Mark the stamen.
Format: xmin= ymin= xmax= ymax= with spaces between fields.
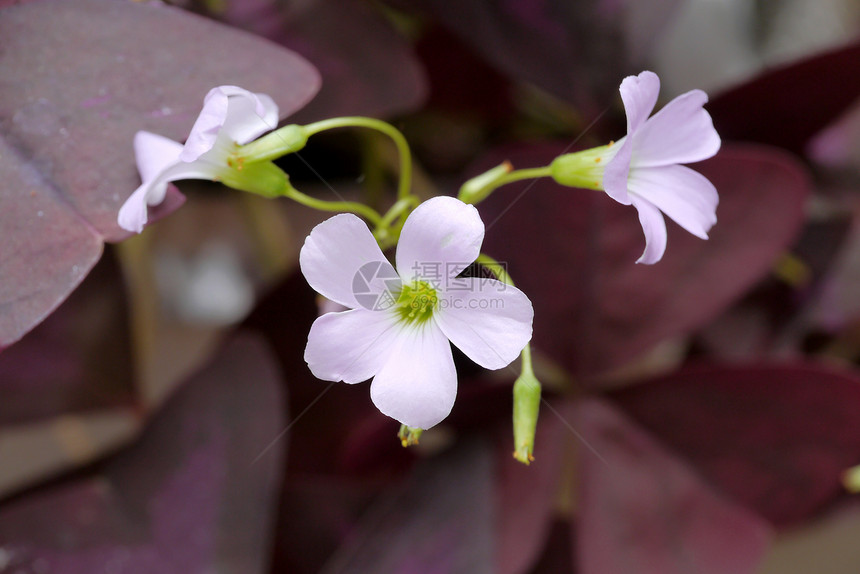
xmin=394 ymin=280 xmax=438 ymax=325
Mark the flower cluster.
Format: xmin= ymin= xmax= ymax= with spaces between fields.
xmin=118 ymin=69 xmax=721 ymax=448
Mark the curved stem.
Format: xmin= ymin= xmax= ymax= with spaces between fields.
xmin=380 ymin=196 xmax=419 ymax=229
xmin=373 ymin=195 xmax=420 ymax=250
xmin=303 ymin=117 xmax=413 ymax=201
xmin=283 ymin=182 xmax=383 ymax=226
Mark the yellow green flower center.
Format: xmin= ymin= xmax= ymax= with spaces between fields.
xmin=394 ymin=280 xmax=438 ymax=325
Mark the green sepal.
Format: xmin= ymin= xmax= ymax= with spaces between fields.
xmin=513 ymin=369 xmax=541 ymax=465
xmin=236 ymin=124 xmax=309 ymax=163
xmin=219 ymin=160 xmax=289 ymax=199
xmin=549 ymin=144 xmax=613 ymax=190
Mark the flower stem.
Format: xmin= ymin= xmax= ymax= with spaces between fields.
xmin=496 ymin=166 xmax=554 ymax=185
xmin=303 ymin=117 xmax=413 ymax=201
xmin=476 ymin=252 xmax=542 ymax=465
xmin=459 ymin=165 xmax=553 ymax=205
xmin=375 ymin=195 xmax=420 ymax=249
xmin=282 ymin=180 xmax=383 ymax=226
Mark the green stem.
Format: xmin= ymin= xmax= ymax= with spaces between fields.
xmin=283 ymin=181 xmax=383 ymax=226
xmin=494 ymin=166 xmax=553 ymax=186
xmin=474 ymin=252 xmax=542 ymax=465
xmin=303 ymin=117 xmax=413 ymax=201
xmin=375 ymin=196 xmax=420 ymax=250
xmin=459 ymin=165 xmax=553 ymax=205
xmin=380 ymin=196 xmax=419 ymax=229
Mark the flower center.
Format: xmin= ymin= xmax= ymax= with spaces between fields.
xmin=394 ymin=280 xmax=438 ymax=326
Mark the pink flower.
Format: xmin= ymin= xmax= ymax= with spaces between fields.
xmin=118 ymin=85 xmax=278 ymax=233
xmin=604 ymin=71 xmax=721 ymax=264
xmin=299 ymin=196 xmax=534 ymax=429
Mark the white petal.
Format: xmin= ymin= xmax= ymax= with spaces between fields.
xmin=370 ymin=324 xmax=457 ymax=429
xmin=628 ymin=165 xmax=718 ymax=239
xmin=620 ymin=71 xmax=660 ymax=134
xmin=180 ymin=86 xmax=279 ymax=162
xmin=632 ymin=89 xmax=721 ymax=167
xmin=396 ymin=196 xmax=484 ymax=284
xmin=134 ymin=131 xmax=183 ymax=182
xmin=304 ymin=309 xmax=400 ymax=384
xmin=434 ymin=278 xmax=533 ymax=370
xmin=117 ymin=182 xmax=153 ymax=233
xmin=299 ymin=213 xmax=395 ymax=309
xmin=631 ymin=196 xmax=668 ymax=265
xmin=602 ymin=137 xmax=633 ymax=206
xmin=117 ymin=160 xmax=222 ymax=233
xmin=220 ymin=88 xmax=279 ymax=144
xmin=149 ymin=158 xmax=223 ymax=202
xmin=180 ymin=87 xmax=229 ymax=162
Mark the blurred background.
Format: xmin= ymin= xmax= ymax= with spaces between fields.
xmin=2 ymin=0 xmax=860 ymax=572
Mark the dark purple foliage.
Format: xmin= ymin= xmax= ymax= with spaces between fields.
xmin=0 ymin=335 xmax=286 ymax=573
xmin=3 ymin=1 xmax=860 ymax=573
xmin=574 ymin=399 xmax=772 ymax=574
xmin=612 ymin=363 xmax=860 ymax=526
xmin=0 ymin=0 xmax=320 ymax=348
xmin=709 ymin=40 xmax=860 ymax=156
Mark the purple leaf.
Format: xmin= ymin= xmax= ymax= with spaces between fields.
xmin=495 ymin=408 xmax=569 ymax=574
xmin=0 ymin=334 xmax=286 ymax=573
xmin=477 ymin=142 xmax=810 ymax=380
xmin=0 ymin=248 xmax=134 ymax=425
xmin=810 ymin=213 xmax=860 ymax=331
xmin=243 ymin=270 xmax=388 ymax=476
xmin=273 ymin=475 xmax=390 ymax=573
xmin=213 ymin=0 xmax=426 ymax=120
xmin=0 ymin=135 xmax=103 ymax=352
xmin=418 ymin=0 xmax=682 ymax=116
xmin=0 ymin=0 xmax=320 ymax=347
xmin=278 ymin=0 xmax=428 ymax=121
xmin=574 ymin=399 xmax=772 ymax=574
xmin=611 ymin=363 xmax=860 ymax=526
xmin=695 ymin=216 xmax=853 ymax=359
xmin=808 ymin=101 xmax=860 ymax=170
xmin=318 ymin=439 xmax=495 ymax=574
xmin=708 ymin=40 xmax=860 ymax=156
xmin=524 ymin=520 xmax=576 ymax=574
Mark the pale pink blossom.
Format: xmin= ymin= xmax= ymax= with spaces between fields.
xmin=118 ymin=85 xmax=278 ymax=233
xmin=300 ymin=196 xmax=534 ymax=429
xmin=604 ymin=71 xmax=721 ymax=263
